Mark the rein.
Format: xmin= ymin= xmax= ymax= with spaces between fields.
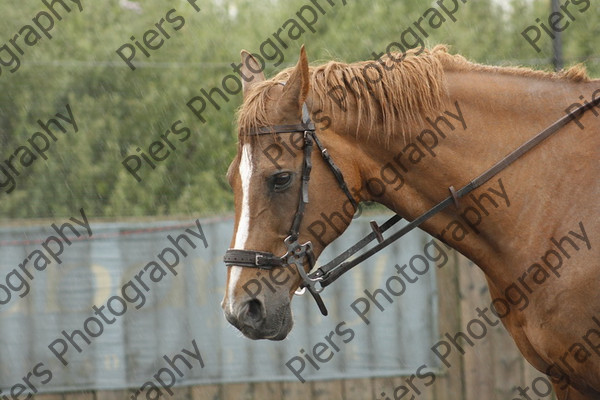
xmin=224 ymin=96 xmax=600 ymax=316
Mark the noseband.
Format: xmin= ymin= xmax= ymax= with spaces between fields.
xmin=223 ymin=103 xmax=357 ymax=316
xmin=224 ymin=91 xmax=600 ymax=317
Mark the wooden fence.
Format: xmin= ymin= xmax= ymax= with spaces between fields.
xmin=31 ymin=250 xmax=556 ymax=400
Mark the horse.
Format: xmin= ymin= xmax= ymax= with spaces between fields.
xmin=221 ymin=45 xmax=600 ymax=399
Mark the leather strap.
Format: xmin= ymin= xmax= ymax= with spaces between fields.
xmin=289 ymin=132 xmax=313 ymax=240
xmin=250 ymin=103 xmax=315 ymax=136
xmin=308 ymin=214 xmax=402 ymax=281
xmin=253 ymin=123 xmax=315 ymax=135
xmin=311 ymin=133 xmax=359 ymax=211
xmin=223 ymin=249 xmax=284 ymax=268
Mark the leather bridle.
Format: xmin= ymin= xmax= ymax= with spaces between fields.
xmin=224 ymin=94 xmax=600 ymax=317
xmin=223 ymin=103 xmax=355 ymax=315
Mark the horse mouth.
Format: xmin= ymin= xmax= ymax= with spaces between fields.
xmin=226 ymin=301 xmax=293 ymax=341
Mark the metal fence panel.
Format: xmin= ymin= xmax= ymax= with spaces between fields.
xmin=0 ymin=214 xmax=439 ymax=392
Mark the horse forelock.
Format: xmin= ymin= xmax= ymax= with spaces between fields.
xmin=236 ymin=45 xmax=591 ymax=143
xmin=237 ymin=79 xmax=286 ymax=142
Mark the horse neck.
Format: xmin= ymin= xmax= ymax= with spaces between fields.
xmin=348 ymin=69 xmax=599 ymax=285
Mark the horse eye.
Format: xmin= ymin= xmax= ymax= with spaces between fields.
xmin=271 ymin=172 xmax=293 ymax=192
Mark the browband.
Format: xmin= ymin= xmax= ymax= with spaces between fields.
xmin=246 ymin=92 xmax=315 ymax=135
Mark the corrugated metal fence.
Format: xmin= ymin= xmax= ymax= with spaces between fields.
xmin=0 ymin=214 xmax=438 ymax=394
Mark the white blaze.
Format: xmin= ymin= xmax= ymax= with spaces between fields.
xmin=228 ymin=143 xmax=253 ymax=310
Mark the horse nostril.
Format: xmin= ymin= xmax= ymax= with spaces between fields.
xmin=241 ymin=299 xmax=265 ymax=328
xmin=247 ymin=299 xmax=263 ymax=321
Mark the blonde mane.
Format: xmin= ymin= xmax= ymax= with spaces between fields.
xmin=238 ymin=45 xmax=589 ymax=140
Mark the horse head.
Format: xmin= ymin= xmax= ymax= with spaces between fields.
xmin=221 ymin=47 xmax=361 ymax=340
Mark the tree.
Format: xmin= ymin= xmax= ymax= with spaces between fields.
xmin=0 ymin=0 xmax=597 ymax=219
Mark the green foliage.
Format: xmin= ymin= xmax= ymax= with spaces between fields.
xmin=0 ymin=0 xmax=597 ymax=219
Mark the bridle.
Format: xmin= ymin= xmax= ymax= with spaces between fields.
xmin=224 ymin=94 xmax=600 ymax=317
xmin=223 ymin=102 xmax=354 ymax=315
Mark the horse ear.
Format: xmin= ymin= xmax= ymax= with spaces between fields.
xmin=240 ymin=50 xmax=265 ymax=97
xmin=282 ymin=45 xmax=310 ymax=112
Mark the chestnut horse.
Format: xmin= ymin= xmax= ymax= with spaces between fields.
xmin=222 ymin=45 xmax=599 ymax=399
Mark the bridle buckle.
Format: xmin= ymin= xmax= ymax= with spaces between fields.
xmin=283 ymin=236 xmax=324 ymax=295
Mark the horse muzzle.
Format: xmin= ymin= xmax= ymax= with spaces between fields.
xmin=223 ymin=294 xmax=293 ymax=340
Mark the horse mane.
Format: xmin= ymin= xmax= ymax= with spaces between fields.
xmin=238 ymin=45 xmax=590 ymax=141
